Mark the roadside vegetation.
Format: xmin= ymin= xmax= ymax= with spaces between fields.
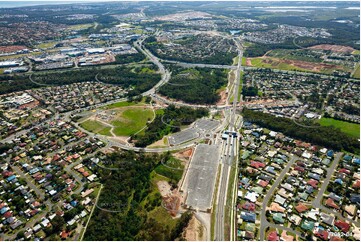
xmin=154 ymin=153 xmax=184 ymax=185
xmin=159 ymin=66 xmax=228 ymax=104
xmin=114 ymin=51 xmax=146 ymax=64
xmin=0 ymin=65 xmax=160 ymax=95
xmin=242 ymin=109 xmax=359 ymax=154
xmin=132 ymin=105 xmax=208 ymax=147
xmin=84 ymin=151 xmax=191 ymax=240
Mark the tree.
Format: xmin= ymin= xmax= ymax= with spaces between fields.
xmin=52 ymin=215 xmax=66 ymax=233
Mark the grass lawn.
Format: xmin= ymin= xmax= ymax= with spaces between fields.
xmin=224 ymin=161 xmax=237 ymax=241
xmin=233 ymin=56 xmax=239 ymax=65
xmin=79 ymin=120 xmax=112 ymax=136
xmin=211 ymin=165 xmax=222 ymax=240
xmin=0 ymin=51 xmax=42 ymax=61
xmin=250 ymin=57 xmax=351 ymax=74
xmin=147 ymin=171 xmax=179 ymax=230
xmin=35 ymin=41 xmax=58 ymax=49
xmin=238 ymin=72 xmax=243 ymax=102
xmin=148 ymin=206 xmax=178 ymax=230
xmin=318 ymin=117 xmax=360 ymax=138
xmin=104 ymin=100 xmax=144 ymax=109
xmin=241 ymin=57 xmax=247 ymax=66
xmin=112 ymin=108 xmax=154 ymax=136
xmin=154 ymin=157 xmax=184 ymax=183
xmin=67 ymin=23 xmax=94 ymax=30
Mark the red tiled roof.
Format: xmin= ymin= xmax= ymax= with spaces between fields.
xmin=52 ymin=154 xmax=61 ymax=161
xmin=295 ymin=166 xmax=305 ymax=172
xmin=335 ymin=220 xmax=350 ymax=233
xmin=352 ymin=180 xmax=360 ymax=189
xmin=330 ymin=236 xmax=345 ymax=241
xmin=250 ymin=161 xmax=266 ymax=169
xmin=315 ymin=230 xmax=329 ymax=240
xmin=338 ymin=168 xmax=350 ymax=174
xmin=258 ymin=180 xmax=269 ymax=187
xmin=267 ymin=231 xmax=279 ymax=241
xmin=307 ymin=179 xmax=319 ymax=188
xmin=295 ymin=203 xmax=309 ymax=213
xmin=4 ymin=211 xmax=12 ymax=218
xmin=325 ymin=198 xmax=339 ymax=210
xmin=60 ymin=231 xmax=69 ymax=239
xmin=242 ymin=202 xmax=256 ymax=211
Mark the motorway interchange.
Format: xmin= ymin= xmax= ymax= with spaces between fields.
xmin=0 ymin=34 xmax=274 ymax=241
xmin=67 ymin=36 xmax=245 ymax=240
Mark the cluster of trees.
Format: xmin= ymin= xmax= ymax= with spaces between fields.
xmin=115 ymin=51 xmax=146 ymax=64
xmin=243 ymin=37 xmax=330 ymax=57
xmin=154 ymin=152 xmax=184 ymax=185
xmin=242 ymin=109 xmax=359 ymax=154
xmin=159 ymin=67 xmax=228 ymax=104
xmin=84 ymin=151 xmax=192 ymax=240
xmin=242 ymin=86 xmax=259 ymax=96
xmin=0 ymin=65 xmax=160 ymax=96
xmin=133 ymin=105 xmax=209 ymax=147
xmin=266 ymin=16 xmax=360 ymax=49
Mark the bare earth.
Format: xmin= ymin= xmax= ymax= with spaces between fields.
xmin=308 ymin=44 xmax=355 ymax=53
xmin=147 ymin=137 xmax=168 ymax=148
xmin=216 ymin=90 xmax=227 ymax=106
xmin=156 ymin=180 xmax=184 ymax=217
xmin=184 ymin=215 xmax=206 ymax=241
xmin=173 ymin=148 xmax=193 ymax=162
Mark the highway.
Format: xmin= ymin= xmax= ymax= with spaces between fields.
xmin=134 ymin=37 xmax=171 ymax=95
xmin=214 ymin=37 xmax=243 ymax=241
xmin=162 ymin=60 xmax=237 ymax=70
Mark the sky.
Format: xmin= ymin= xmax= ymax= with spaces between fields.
xmin=0 ymin=0 xmax=357 ymax=8
xmin=0 ymin=0 xmax=356 ymax=2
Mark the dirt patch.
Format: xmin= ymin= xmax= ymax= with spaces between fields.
xmin=258 ymin=56 xmax=345 ymax=73
xmin=308 ymin=44 xmax=355 ymax=53
xmin=154 ymin=11 xmax=211 ymax=21
xmin=157 ymin=180 xmax=172 ymax=197
xmin=157 ymin=180 xmax=184 ymax=217
xmin=216 ymin=90 xmax=227 ymax=105
xmin=0 ymin=45 xmax=29 ymax=54
xmin=147 ymin=137 xmax=168 ymax=148
xmin=109 ymin=136 xmax=129 ymax=144
xmin=246 ymin=58 xmax=252 ymax=66
xmin=184 ymin=215 xmax=206 ymax=241
xmin=173 ymin=148 xmax=193 ymax=162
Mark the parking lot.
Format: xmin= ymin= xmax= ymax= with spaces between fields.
xmin=183 ymin=143 xmax=220 ymax=211
xmin=168 ymin=127 xmax=200 ymax=145
xmin=168 ymin=119 xmax=220 ymax=145
xmin=194 ymin=119 xmax=220 ymax=131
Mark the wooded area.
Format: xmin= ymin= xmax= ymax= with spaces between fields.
xmin=0 ymin=65 xmax=160 ymax=96
xmin=242 ymin=109 xmax=359 ymax=154
xmin=84 ymin=151 xmax=192 ymax=240
xmin=133 ymin=105 xmax=209 ymax=147
xmin=158 ymin=67 xmax=228 ymax=104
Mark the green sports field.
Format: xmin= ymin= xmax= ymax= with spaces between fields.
xmin=79 ymin=120 xmax=112 ymax=136
xmin=318 ymin=118 xmax=360 ymax=138
xmin=112 ymin=108 xmax=154 ymax=136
